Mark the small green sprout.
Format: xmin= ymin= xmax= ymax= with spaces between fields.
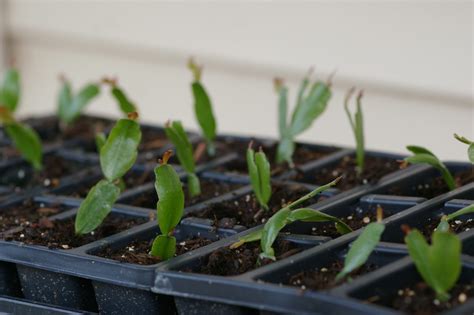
xmin=165 ymin=120 xmax=201 ymax=197
xmin=404 ymin=146 xmax=456 ymax=190
xmin=335 ymin=206 xmax=385 ymax=282
xmin=247 ymin=141 xmax=271 ymax=210
xmin=102 ymin=77 xmax=137 ymax=114
xmin=151 ymin=150 xmax=185 ymax=260
xmin=75 ymin=112 xmax=142 ymax=234
xmin=0 ymin=69 xmax=42 ymax=170
xmin=454 ymin=134 xmax=474 ymax=163
xmin=231 ymin=177 xmax=352 ymax=260
xmin=275 ymin=70 xmax=332 ymax=166
xmin=344 ymin=88 xmax=365 ymax=175
xmin=188 ymin=58 xmax=217 ymax=156
xmin=402 ymin=224 xmax=462 ymax=302
xmin=436 ymin=204 xmax=474 ymax=231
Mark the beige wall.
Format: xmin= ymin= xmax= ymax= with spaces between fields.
xmin=1 ymin=0 xmax=473 ymax=160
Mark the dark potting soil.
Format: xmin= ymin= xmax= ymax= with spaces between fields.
xmin=94 ymin=236 xmax=213 ymax=265
xmin=6 ymin=214 xmax=148 ymax=249
xmin=294 ymin=155 xmax=401 ymax=190
xmin=190 ymin=240 xmax=302 ymax=277
xmin=288 ymin=260 xmax=378 ymax=291
xmin=139 ymin=127 xmax=169 ymax=152
xmin=189 ymin=183 xmax=325 ymax=229
xmin=420 ymin=216 xmax=473 ymax=240
xmin=0 ymin=201 xmax=69 ymax=234
xmin=388 ymin=168 xmax=474 ymax=199
xmin=212 ymin=140 xmax=336 ymax=176
xmin=308 ymin=211 xmax=379 ymax=238
xmin=372 ymin=281 xmax=473 ymax=315
xmin=127 ymin=178 xmax=243 ymax=209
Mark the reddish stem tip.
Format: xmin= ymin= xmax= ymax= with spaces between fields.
xmin=161 ymin=150 xmax=173 ymax=165
xmin=127 ymin=112 xmax=139 ymax=120
xmin=401 ymin=224 xmax=411 ymax=235
xmin=248 ymin=140 xmax=254 ymax=150
xmin=376 ymin=205 xmax=384 ymax=223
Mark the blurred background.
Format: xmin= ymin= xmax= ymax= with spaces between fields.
xmin=0 ymin=0 xmax=472 ymax=160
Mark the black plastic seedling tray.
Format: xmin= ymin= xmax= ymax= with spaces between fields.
xmin=0 ymin=114 xmax=471 ymax=314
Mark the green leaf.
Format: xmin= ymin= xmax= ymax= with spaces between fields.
xmin=406 ymin=145 xmax=435 ymax=157
xmin=0 ymin=69 xmax=20 ymax=112
xmin=247 ymin=146 xmax=271 ymax=209
xmin=95 ymin=132 xmax=106 ymax=153
xmin=260 ymin=207 xmax=291 ymax=260
xmin=187 ymin=173 xmax=201 ymax=198
xmin=75 ymin=179 xmax=121 ymax=234
xmin=405 ymin=228 xmax=461 ymax=301
xmin=60 ymin=83 xmax=100 ymax=124
xmin=165 ymin=121 xmax=195 ymax=174
xmin=336 ymin=222 xmax=384 ymax=281
xmin=151 ymin=235 xmax=176 ymax=260
xmin=287 ymin=208 xmax=352 ymax=234
xmin=5 ymin=122 xmax=42 ymax=170
xmin=277 ymin=84 xmax=289 ymax=139
xmin=57 ymin=80 xmax=73 ymax=122
xmin=155 ymin=162 xmax=184 ymax=235
xmin=468 ymin=143 xmax=474 ymax=164
xmin=445 ymin=204 xmax=474 ymax=222
xmin=276 ymin=136 xmax=295 ymax=165
xmin=405 ymin=150 xmax=455 ymax=190
xmin=191 ymin=82 xmax=217 ymax=155
xmin=230 ymin=228 xmax=263 ymax=249
xmin=289 ymin=82 xmax=331 ymax=136
xmin=111 ymin=86 xmax=136 ymax=114
xmin=100 ymin=118 xmax=141 ymax=181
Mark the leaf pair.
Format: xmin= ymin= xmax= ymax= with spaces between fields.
xmin=151 ymin=151 xmax=185 ymax=260
xmin=404 ymin=146 xmax=455 ymax=190
xmin=75 ymin=115 xmax=142 ymax=234
xmin=247 ymin=143 xmax=271 ymax=210
xmin=404 ymin=227 xmax=461 ymax=301
xmin=275 ymin=73 xmax=332 ymax=165
xmin=454 ymin=134 xmax=474 ymax=164
xmin=0 ymin=69 xmax=43 ymax=170
xmin=165 ymin=120 xmax=201 ymax=197
xmin=188 ymin=59 xmax=217 ymax=156
xmin=344 ymin=88 xmax=365 ymax=175
xmin=232 ymin=178 xmax=352 ymax=260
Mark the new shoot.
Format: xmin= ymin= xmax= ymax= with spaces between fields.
xmin=436 ymin=204 xmax=474 ymax=231
xmin=454 ymin=134 xmax=474 ymax=163
xmin=344 ymin=87 xmax=365 ymax=175
xmin=275 ymin=69 xmax=332 ymax=166
xmin=165 ymin=120 xmax=201 ymax=197
xmin=402 ymin=224 xmax=462 ymax=302
xmin=102 ymin=77 xmax=137 ymax=114
xmin=188 ymin=58 xmax=217 ymax=156
xmin=403 ymin=146 xmax=456 ymax=190
xmin=247 ymin=141 xmax=271 ymax=210
xmin=0 ymin=69 xmax=42 ymax=170
xmin=151 ymin=150 xmax=185 ymax=260
xmin=231 ymin=177 xmax=352 ymax=260
xmin=75 ymin=112 xmax=142 ymax=234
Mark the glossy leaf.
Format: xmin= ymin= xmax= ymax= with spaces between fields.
xmin=155 ymin=161 xmax=184 ymax=235
xmin=59 ymin=82 xmax=100 ymax=124
xmin=0 ymin=69 xmax=20 ymax=112
xmin=247 ymin=146 xmax=271 ymax=209
xmin=165 ymin=121 xmax=195 ymax=173
xmin=75 ymin=179 xmax=121 ymax=234
xmin=405 ymin=228 xmax=461 ymax=301
xmin=405 ymin=147 xmax=455 ymax=190
xmin=187 ymin=173 xmax=201 ymax=198
xmin=260 ymin=208 xmax=291 ymax=260
xmin=287 ymin=208 xmax=352 ymax=234
xmin=5 ymin=122 xmax=42 ymax=170
xmin=191 ymin=81 xmax=217 ymax=155
xmin=111 ymin=86 xmax=136 ymax=114
xmin=100 ymin=118 xmax=141 ymax=181
xmin=151 ymin=235 xmax=176 ymax=260
xmin=335 ymin=222 xmax=385 ymax=281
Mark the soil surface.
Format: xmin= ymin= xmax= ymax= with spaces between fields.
xmin=138 ymin=127 xmax=169 ymax=152
xmin=212 ymin=140 xmax=336 ymax=176
xmin=373 ymin=281 xmax=473 ymax=315
xmin=190 ymin=240 xmax=302 ymax=276
xmin=94 ymin=236 xmax=213 ymax=265
xmin=308 ymin=211 xmax=378 ymax=238
xmin=6 ymin=214 xmax=148 ymax=249
xmin=288 ymin=260 xmax=378 ymax=291
xmin=420 ymin=217 xmax=473 ymax=240
xmin=189 ymin=183 xmax=325 ymax=229
xmin=126 ymin=178 xmax=243 ymax=209
xmin=293 ymin=155 xmax=400 ymax=190
xmin=388 ymin=168 xmax=474 ymax=199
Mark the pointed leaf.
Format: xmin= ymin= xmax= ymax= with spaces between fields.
xmin=151 ymin=235 xmax=176 ymax=260
xmin=62 ymin=84 xmax=100 ymax=123
xmin=0 ymin=69 xmax=20 ymax=112
xmin=165 ymin=121 xmax=195 ymax=173
xmin=255 ymin=151 xmax=271 ymax=205
xmin=57 ymin=80 xmax=73 ymax=122
xmin=5 ymin=122 xmax=42 ymax=170
xmin=406 ymin=145 xmax=435 ymax=157
xmin=405 ymin=153 xmax=455 ymax=190
xmin=191 ymin=81 xmax=216 ymax=149
xmin=287 ymin=208 xmax=352 ymax=234
xmin=111 ymin=86 xmax=136 ymax=114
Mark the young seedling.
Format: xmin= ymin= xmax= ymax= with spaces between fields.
xmin=436 ymin=204 xmax=474 ymax=231
xmin=402 ymin=224 xmax=462 ymax=302
xmin=102 ymin=77 xmax=137 ymax=114
xmin=188 ymin=58 xmax=217 ymax=156
xmin=454 ymin=134 xmax=474 ymax=163
xmin=0 ymin=69 xmax=42 ymax=170
xmin=75 ymin=112 xmax=142 ymax=234
xmin=151 ymin=150 xmax=185 ymax=260
xmin=403 ymin=146 xmax=456 ymax=190
xmin=275 ymin=70 xmax=332 ymax=166
xmin=57 ymin=75 xmax=100 ymax=125
xmin=247 ymin=141 xmax=271 ymax=210
xmin=165 ymin=120 xmax=201 ymax=197
xmin=231 ymin=177 xmax=352 ymax=260
xmin=335 ymin=206 xmax=385 ymax=282
xmin=344 ymin=87 xmax=365 ymax=175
